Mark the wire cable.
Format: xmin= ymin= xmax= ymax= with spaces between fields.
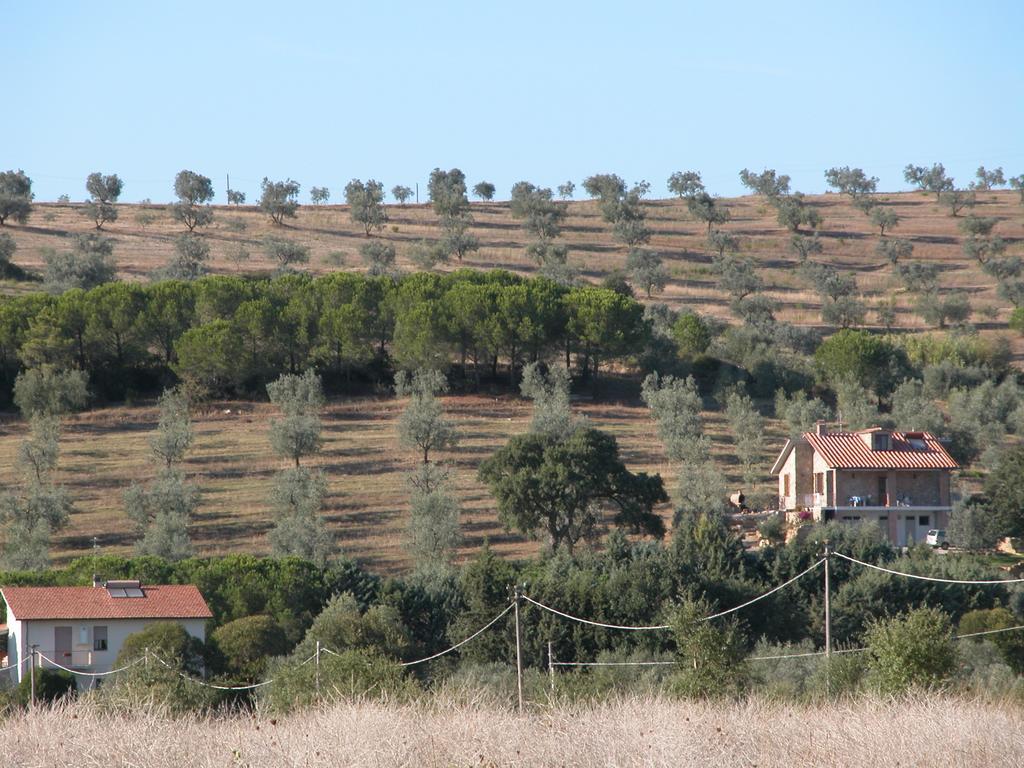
xmin=699 ymin=559 xmax=826 ymax=621
xmin=955 ymin=624 xmax=1024 ymax=640
xmin=523 ymin=558 xmax=824 ymax=630
xmin=35 ymin=653 xmax=146 ymax=677
xmin=521 ymin=595 xmax=671 ymax=631
xmin=832 ymin=552 xmax=1024 ymax=585
xmin=550 ymin=660 xmax=677 ymax=667
xmin=320 ymin=602 xmax=516 ymax=668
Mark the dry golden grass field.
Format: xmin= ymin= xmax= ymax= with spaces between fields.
xmin=3 ymin=695 xmax=1022 ymax=767
xmin=0 ymin=191 xmax=1020 ymax=570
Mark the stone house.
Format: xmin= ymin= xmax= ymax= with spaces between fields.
xmin=771 ymin=425 xmax=958 ymax=545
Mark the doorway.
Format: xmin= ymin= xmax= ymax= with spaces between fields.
xmin=54 ymin=626 xmax=72 ymax=662
xmin=903 ymin=515 xmax=917 ymax=545
xmin=877 ymin=476 xmax=889 ymax=507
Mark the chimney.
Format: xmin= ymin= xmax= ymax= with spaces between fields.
xmin=815 ymin=422 xmax=829 ymax=436
xmin=92 ymin=574 xmax=103 ymax=588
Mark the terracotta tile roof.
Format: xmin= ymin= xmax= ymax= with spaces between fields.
xmin=804 ymin=430 xmax=959 ymax=471
xmin=0 ymin=585 xmax=213 ymax=621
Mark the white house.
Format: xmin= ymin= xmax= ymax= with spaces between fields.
xmin=1 ymin=578 xmax=212 ymax=689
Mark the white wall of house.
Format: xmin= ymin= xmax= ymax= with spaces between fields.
xmin=6 ymin=617 xmax=206 ymax=687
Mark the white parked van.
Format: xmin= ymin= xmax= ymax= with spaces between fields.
xmin=926 ymin=529 xmax=949 ymax=549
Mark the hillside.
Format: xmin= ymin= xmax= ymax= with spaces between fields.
xmin=4 ymin=189 xmax=1023 ymax=344
xmin=0 ymin=189 xmax=1021 ymax=571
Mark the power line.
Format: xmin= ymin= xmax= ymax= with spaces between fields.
xmin=522 ymin=558 xmax=825 ymax=631
xmin=833 ymin=552 xmax=1024 ymax=585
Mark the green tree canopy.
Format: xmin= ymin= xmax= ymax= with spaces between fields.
xmin=477 ymin=425 xmax=667 ymax=553
xmin=344 ymin=179 xmax=387 ymax=236
xmin=172 ymin=170 xmax=215 ymax=232
xmin=259 ymin=177 xmax=301 ymax=224
xmin=0 ymin=169 xmax=33 ymax=225
xmin=83 ymin=172 xmax=123 ymax=229
xmin=667 ymin=170 xmax=704 ymax=199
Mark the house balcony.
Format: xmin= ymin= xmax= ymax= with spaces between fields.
xmin=34 ymin=649 xmax=94 ymax=669
xmin=781 ymin=493 xmax=950 ymax=515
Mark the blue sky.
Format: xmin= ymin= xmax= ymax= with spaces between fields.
xmin=6 ymin=1 xmax=1023 ymax=203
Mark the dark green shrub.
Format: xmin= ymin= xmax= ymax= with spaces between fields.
xmin=211 ymin=615 xmax=289 ymax=680
xmin=16 ymin=668 xmax=76 ymax=706
xmin=864 ymin=607 xmax=957 ymax=695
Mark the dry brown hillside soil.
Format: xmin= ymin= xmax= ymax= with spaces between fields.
xmin=3 ymin=190 xmax=1023 ymax=343
xmin=0 ymin=190 xmax=1019 ymax=571
xmin=0 ymin=392 xmax=789 ymax=572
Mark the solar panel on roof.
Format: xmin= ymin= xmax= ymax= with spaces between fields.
xmin=107 ymin=588 xmax=127 ymax=597
xmin=124 ymin=588 xmax=144 ymax=597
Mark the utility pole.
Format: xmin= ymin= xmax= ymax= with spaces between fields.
xmin=226 ymin=173 xmax=230 ymax=204
xmin=315 ymin=640 xmax=321 ymax=699
xmin=513 ymin=585 xmax=524 ymax=713
xmin=548 ymin=641 xmax=555 ymax=694
xmin=29 ymin=644 xmax=37 ymax=708
xmin=823 ymin=541 xmax=832 ymax=658
xmin=415 ymin=182 xmax=419 ymax=205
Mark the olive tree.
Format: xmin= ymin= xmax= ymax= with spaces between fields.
xmin=13 ymin=367 xmax=89 ymax=418
xmin=869 ymin=206 xmax=899 ymax=235
xmin=723 ymin=385 xmax=765 ymax=488
xmin=667 ymin=170 xmax=704 ymax=199
xmin=970 ymin=166 xmax=1005 ymax=191
xmin=267 ymin=465 xmax=332 ymax=566
xmin=520 ymin=362 xmax=574 ymax=437
xmin=0 ymin=169 xmax=33 ymax=225
xmin=395 ymin=369 xmax=457 ymax=464
xmin=0 ymin=416 xmax=74 ymax=570
xmin=259 ymin=177 xmax=301 ymax=224
xmin=360 ymin=240 xmax=397 ymax=277
xmin=510 ymin=182 xmax=565 ymax=241
xmin=310 ymin=186 xmax=330 ymax=205
xmin=428 ymin=168 xmax=470 ymax=221
xmin=267 ymin=370 xmax=325 ymax=467
xmin=227 ymin=189 xmax=246 ymax=205
xmin=472 ymin=181 xmax=496 ymax=201
xmin=824 ymin=166 xmax=878 ymax=198
xmin=738 ymin=168 xmax=790 ymax=198
xmin=262 ymin=236 xmax=310 ymax=271
xmin=391 ymin=185 xmax=413 ymax=205
xmin=903 ymin=163 xmax=954 ymax=200
xmin=627 ymin=248 xmax=668 ymax=297
xmin=266 ymin=371 xmax=332 ymax=563
xmin=774 ymin=193 xmax=821 ymax=232
xmin=940 ymin=189 xmax=976 ymax=217
xmin=687 ymin=192 xmax=730 ymax=232
xmin=83 ymin=172 xmax=123 ymax=229
xmin=1009 ymin=175 xmax=1024 ymax=204
xmin=876 ymin=237 xmax=913 ymax=264
xmin=162 ymin=234 xmax=209 ymax=280
xmin=406 ymin=463 xmax=461 ymax=582
xmin=344 ymin=179 xmax=387 ymax=236
xmin=124 ymin=468 xmax=197 ymax=560
xmin=43 ymin=233 xmax=117 ymax=291
xmin=707 ymin=230 xmax=739 ymax=259
xmin=557 ymin=181 xmax=575 ymax=200
xmin=790 ymin=233 xmax=823 ymax=261
xmin=172 ymin=170 xmax=214 ymax=232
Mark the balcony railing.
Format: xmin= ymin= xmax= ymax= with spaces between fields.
xmin=33 ymin=649 xmax=94 ymax=668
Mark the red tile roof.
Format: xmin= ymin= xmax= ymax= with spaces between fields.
xmin=804 ymin=430 xmax=959 ymax=471
xmin=0 ymin=585 xmax=213 ymax=621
